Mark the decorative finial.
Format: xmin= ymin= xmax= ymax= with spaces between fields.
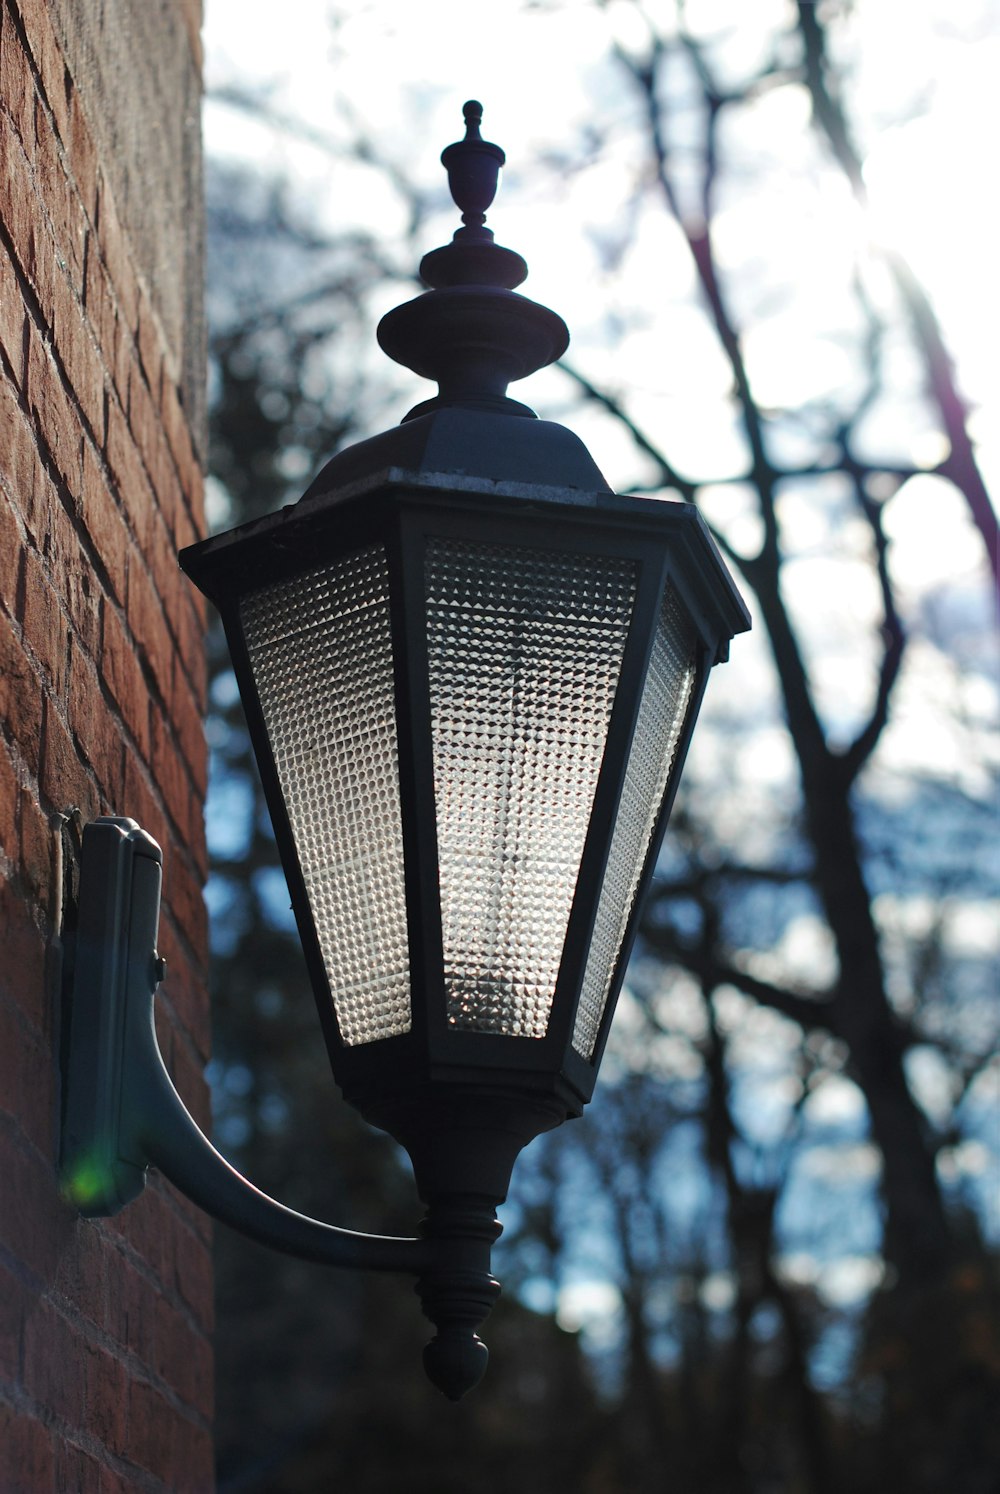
xmin=376 ymin=99 xmax=569 ymax=421
xmin=440 ymin=101 xmax=505 ymax=236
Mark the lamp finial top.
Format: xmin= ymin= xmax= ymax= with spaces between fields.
xmin=376 ymin=98 xmax=569 ymax=419
xmin=440 ymin=100 xmax=506 ymax=236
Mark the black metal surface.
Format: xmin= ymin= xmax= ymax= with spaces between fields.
xmin=171 ymin=100 xmax=752 ymax=1397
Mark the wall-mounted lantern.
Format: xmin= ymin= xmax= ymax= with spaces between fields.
xmin=61 ymin=103 xmax=749 ymax=1400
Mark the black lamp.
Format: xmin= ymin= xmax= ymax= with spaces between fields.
xmin=61 ymin=103 xmax=749 ymax=1399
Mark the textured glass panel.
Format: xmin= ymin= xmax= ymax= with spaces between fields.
xmin=574 ymin=583 xmax=698 ymax=1059
xmin=240 ymin=547 xmax=410 ymax=1046
xmin=426 ymin=538 xmax=636 ymax=1038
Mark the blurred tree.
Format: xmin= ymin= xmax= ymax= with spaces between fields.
xmin=202 ymin=4 xmax=999 ymax=1489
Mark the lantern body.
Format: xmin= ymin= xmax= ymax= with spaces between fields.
xmin=181 ymin=411 xmax=748 ymax=1192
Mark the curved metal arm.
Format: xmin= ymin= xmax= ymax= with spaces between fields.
xmin=60 ymin=817 xmax=433 ymax=1275
xmin=134 ymin=993 xmax=434 ymax=1273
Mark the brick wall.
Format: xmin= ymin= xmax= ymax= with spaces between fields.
xmin=0 ymin=0 xmax=213 ymax=1487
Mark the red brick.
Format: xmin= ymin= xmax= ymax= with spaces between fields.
xmin=0 ymin=231 xmax=27 ymax=387
xmin=104 ymin=398 xmax=152 ymax=550
xmin=67 ymin=641 xmax=124 ymax=801
xmin=54 ymin=1440 xmax=104 ymax=1494
xmin=84 ymin=1341 xmax=128 ymax=1457
xmin=0 ymin=996 xmax=54 ymax=1154
xmin=171 ymin=1217 xmax=213 ymax=1330
xmin=151 ymin=713 xmax=191 ymax=839
xmin=21 ymin=545 xmax=69 ymax=697
xmin=127 ymin=556 xmax=172 ymax=702
xmin=95 ymin=171 xmax=139 ymax=334
xmin=0 ymin=14 xmax=35 ymax=150
xmin=153 ymin=1295 xmax=212 ymax=1412
xmin=106 ymin=1253 xmax=156 ymax=1362
xmin=79 ymin=442 xmax=127 ymax=606
xmin=41 ymin=695 xmax=99 ymax=822
xmin=0 ymin=609 xmax=44 ymax=774
xmin=84 ymin=245 xmax=129 ymax=409
xmin=0 ymin=876 xmax=48 ymax=1021
xmin=0 ymin=126 xmax=43 ymax=300
xmin=53 ymin=1223 xmax=112 ymax=1336
xmin=0 ymin=737 xmax=17 ymax=858
xmin=22 ymin=0 xmax=72 ymax=143
xmin=66 ymin=91 xmax=98 ymax=222
xmin=0 ymin=1256 xmax=29 ymax=1383
xmin=135 ymin=305 xmax=164 ymax=412
xmin=24 ymin=1300 xmax=86 ymax=1427
xmin=27 ymin=325 xmax=84 ymax=500
xmin=32 ymin=93 xmax=87 ymax=294
xmin=127 ymin=361 xmax=179 ymax=517
xmin=0 ymin=373 xmax=44 ymax=538
xmin=19 ymin=787 xmax=56 ymax=917
xmin=99 ymin=599 xmax=149 ymax=757
xmin=126 ymin=1376 xmax=209 ymax=1483
xmin=0 ymin=1405 xmax=55 ymax=1493
xmin=160 ymin=375 xmax=199 ymax=507
xmin=49 ymin=265 xmax=104 ymax=441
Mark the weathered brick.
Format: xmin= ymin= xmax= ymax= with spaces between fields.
xmin=83 ymin=244 xmax=129 ymax=409
xmin=24 ymin=1300 xmax=87 ymax=1426
xmin=127 ymin=360 xmax=179 ymax=522
xmin=0 ymin=373 xmax=43 ymax=533
xmin=135 ymin=304 xmax=164 ymax=412
xmin=127 ymin=554 xmax=172 ymax=702
xmin=54 ymin=1440 xmax=104 ymax=1494
xmin=172 ymin=1214 xmax=214 ymax=1331
xmin=0 ymin=13 xmax=35 ymax=151
xmin=0 ymin=609 xmax=44 ymax=775
xmin=105 ymin=397 xmax=153 ymax=550
xmin=0 ymin=1118 xmax=77 ymax=1286
xmin=53 ymin=1222 xmax=112 ymax=1336
xmin=79 ymin=441 xmax=127 ymax=606
xmin=84 ymin=1341 xmax=128 ymax=1457
xmin=0 ymin=736 xmax=17 ymax=858
xmin=94 ymin=171 xmax=139 ymax=335
xmin=160 ymin=374 xmax=199 ymax=508
xmin=0 ymin=875 xmax=48 ymax=1023
xmin=21 ymin=544 xmax=69 ymax=697
xmin=19 ymin=787 xmax=57 ymax=915
xmin=66 ymin=91 xmax=98 ymax=223
xmin=49 ymin=262 xmax=104 ymax=442
xmin=153 ymin=1294 xmax=212 ymax=1412
xmin=4 ymin=5 xmax=212 ymax=1480
xmin=0 ymin=996 xmax=54 ymax=1155
xmin=0 ymin=1255 xmax=30 ymax=1383
xmin=41 ymin=694 xmax=99 ymax=822
xmin=27 ymin=323 xmax=84 ymax=500
xmin=32 ymin=92 xmax=87 ymax=294
xmin=67 ymin=640 xmax=125 ymax=800
xmin=0 ymin=1405 xmax=56 ymax=1493
xmin=99 ymin=598 xmax=150 ymax=757
xmin=0 ymin=232 xmax=27 ymax=387
xmin=21 ymin=0 xmax=72 ymax=143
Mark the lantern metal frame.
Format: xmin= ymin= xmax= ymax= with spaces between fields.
xmin=59 ymin=102 xmax=750 ymax=1401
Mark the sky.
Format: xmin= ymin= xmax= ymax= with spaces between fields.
xmin=200 ymin=0 xmax=999 ymax=1350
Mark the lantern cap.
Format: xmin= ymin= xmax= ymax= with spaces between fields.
xmin=299 ymin=408 xmax=612 ymax=505
xmin=377 ymin=102 xmax=569 ymax=420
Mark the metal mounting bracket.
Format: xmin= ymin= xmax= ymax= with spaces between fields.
xmin=58 ymin=816 xmax=504 ymax=1397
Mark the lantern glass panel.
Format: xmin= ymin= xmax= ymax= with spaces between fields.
xmin=573 ymin=581 xmax=699 ymax=1059
xmin=240 ymin=545 xmax=411 ymax=1046
xmin=425 ymin=537 xmax=637 ymax=1039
